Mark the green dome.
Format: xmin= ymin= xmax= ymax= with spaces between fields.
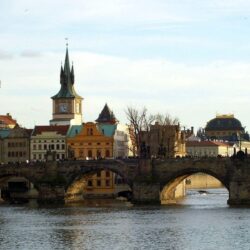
xmin=205 ymin=115 xmax=244 ymax=131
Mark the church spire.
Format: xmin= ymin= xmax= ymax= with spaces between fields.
xmin=70 ymin=63 xmax=75 ymax=85
xmin=51 ymin=46 xmax=82 ymax=99
xmin=64 ymin=46 xmax=71 ymax=81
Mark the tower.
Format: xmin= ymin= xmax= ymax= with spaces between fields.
xmin=50 ymin=47 xmax=83 ymax=126
xmin=95 ymin=103 xmax=117 ymax=124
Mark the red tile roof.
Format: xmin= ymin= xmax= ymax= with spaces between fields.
xmin=0 ymin=114 xmax=17 ymax=126
xmin=32 ymin=125 xmax=69 ymax=136
xmin=186 ymin=141 xmax=229 ymax=147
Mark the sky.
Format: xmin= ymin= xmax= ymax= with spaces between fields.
xmin=1 ymin=0 xmax=250 ymax=132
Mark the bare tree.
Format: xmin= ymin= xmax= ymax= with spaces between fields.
xmin=154 ymin=113 xmax=179 ymax=126
xmin=125 ymin=107 xmax=183 ymax=158
xmin=125 ymin=106 xmax=155 ymax=157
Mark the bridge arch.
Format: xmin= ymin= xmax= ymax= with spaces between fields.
xmin=155 ymin=159 xmax=230 ymax=204
xmin=160 ymin=168 xmax=229 ymax=204
xmin=64 ymin=160 xmax=132 ymax=202
xmin=0 ymin=173 xmax=39 ymax=202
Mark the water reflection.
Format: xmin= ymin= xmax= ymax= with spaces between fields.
xmin=0 ymin=189 xmax=250 ymax=250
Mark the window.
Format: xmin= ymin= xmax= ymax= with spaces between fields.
xmin=97 ymin=171 xmax=101 ymax=177
xmin=44 ymin=144 xmax=47 ymax=150
xmin=33 ymin=144 xmax=36 ymax=150
xmin=106 ymin=171 xmax=110 ymax=177
xmin=105 ymin=180 xmax=110 ymax=187
xmin=79 ymin=150 xmax=83 ymax=157
xmin=87 ymin=180 xmax=93 ymax=187
xmin=51 ymin=144 xmax=55 ymax=150
xmin=56 ymin=144 xmax=60 ymax=150
xmin=105 ymin=150 xmax=110 ymax=158
xmin=97 ymin=149 xmax=101 ymax=158
xmin=88 ymin=150 xmax=92 ymax=158
xmin=87 ymin=128 xmax=93 ymax=136
xmin=97 ymin=180 xmax=101 ymax=187
xmin=61 ymin=144 xmax=65 ymax=150
xmin=38 ymin=145 xmax=42 ymax=150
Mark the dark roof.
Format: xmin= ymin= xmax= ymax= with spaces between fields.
xmin=96 ymin=103 xmax=117 ymax=124
xmin=32 ymin=125 xmax=69 ymax=136
xmin=52 ymin=47 xmax=82 ymax=99
xmin=205 ymin=115 xmax=244 ymax=131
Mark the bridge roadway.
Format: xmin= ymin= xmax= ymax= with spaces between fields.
xmin=0 ymin=157 xmax=250 ymax=205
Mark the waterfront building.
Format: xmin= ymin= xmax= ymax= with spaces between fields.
xmin=141 ymin=122 xmax=186 ymax=158
xmin=50 ymin=47 xmax=83 ymax=126
xmin=30 ymin=125 xmax=69 ymax=161
xmin=0 ymin=125 xmax=31 ymax=164
xmin=186 ymin=141 xmax=231 ymax=157
xmin=0 ymin=113 xmax=17 ymax=129
xmin=205 ymin=114 xmax=249 ymax=141
xmin=67 ymin=121 xmax=116 ymax=197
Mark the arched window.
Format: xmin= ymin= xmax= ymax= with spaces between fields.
xmin=97 ymin=149 xmax=101 ymax=159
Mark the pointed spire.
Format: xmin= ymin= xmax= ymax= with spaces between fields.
xmin=60 ymin=65 xmax=64 ymax=85
xmin=70 ymin=63 xmax=75 ymax=85
xmin=96 ymin=103 xmax=117 ymax=124
xmin=64 ymin=47 xmax=71 ymax=79
xmin=51 ymin=46 xmax=82 ymax=100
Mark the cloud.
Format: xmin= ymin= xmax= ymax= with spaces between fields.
xmin=1 ymin=50 xmax=250 ymax=130
xmin=0 ymin=50 xmax=13 ymax=60
xmin=20 ymin=50 xmax=42 ymax=58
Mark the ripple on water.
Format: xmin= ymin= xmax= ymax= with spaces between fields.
xmin=0 ymin=189 xmax=250 ymax=250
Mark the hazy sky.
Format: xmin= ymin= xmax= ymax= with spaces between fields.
xmin=1 ymin=0 xmax=250 ymax=131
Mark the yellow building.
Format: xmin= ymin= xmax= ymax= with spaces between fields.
xmin=67 ymin=121 xmax=116 ymax=197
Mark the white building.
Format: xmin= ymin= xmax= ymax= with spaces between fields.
xmin=186 ymin=141 xmax=230 ymax=157
xmin=113 ymin=124 xmax=134 ymax=158
xmin=30 ymin=125 xmax=69 ymax=161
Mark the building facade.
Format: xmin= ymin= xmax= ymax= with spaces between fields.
xmin=186 ymin=141 xmax=230 ymax=157
xmin=141 ymin=122 xmax=186 ymax=158
xmin=67 ymin=122 xmax=115 ymax=197
xmin=0 ymin=126 xmax=31 ymax=164
xmin=30 ymin=125 xmax=69 ymax=161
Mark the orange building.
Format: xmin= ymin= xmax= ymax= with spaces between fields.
xmin=67 ymin=121 xmax=116 ymax=197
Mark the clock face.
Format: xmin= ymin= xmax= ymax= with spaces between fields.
xmin=59 ymin=103 xmax=68 ymax=113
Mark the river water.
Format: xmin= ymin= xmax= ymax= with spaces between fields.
xmin=0 ymin=188 xmax=250 ymax=250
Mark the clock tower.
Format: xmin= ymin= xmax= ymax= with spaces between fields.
xmin=50 ymin=47 xmax=83 ymax=126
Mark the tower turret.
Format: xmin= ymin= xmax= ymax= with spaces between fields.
xmin=50 ymin=47 xmax=83 ymax=126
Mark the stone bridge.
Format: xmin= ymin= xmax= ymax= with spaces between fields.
xmin=0 ymin=157 xmax=250 ymax=205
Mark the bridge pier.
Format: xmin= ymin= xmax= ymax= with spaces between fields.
xmin=37 ymin=184 xmax=65 ymax=204
xmin=132 ymin=181 xmax=160 ymax=204
xmin=227 ymin=165 xmax=250 ymax=206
